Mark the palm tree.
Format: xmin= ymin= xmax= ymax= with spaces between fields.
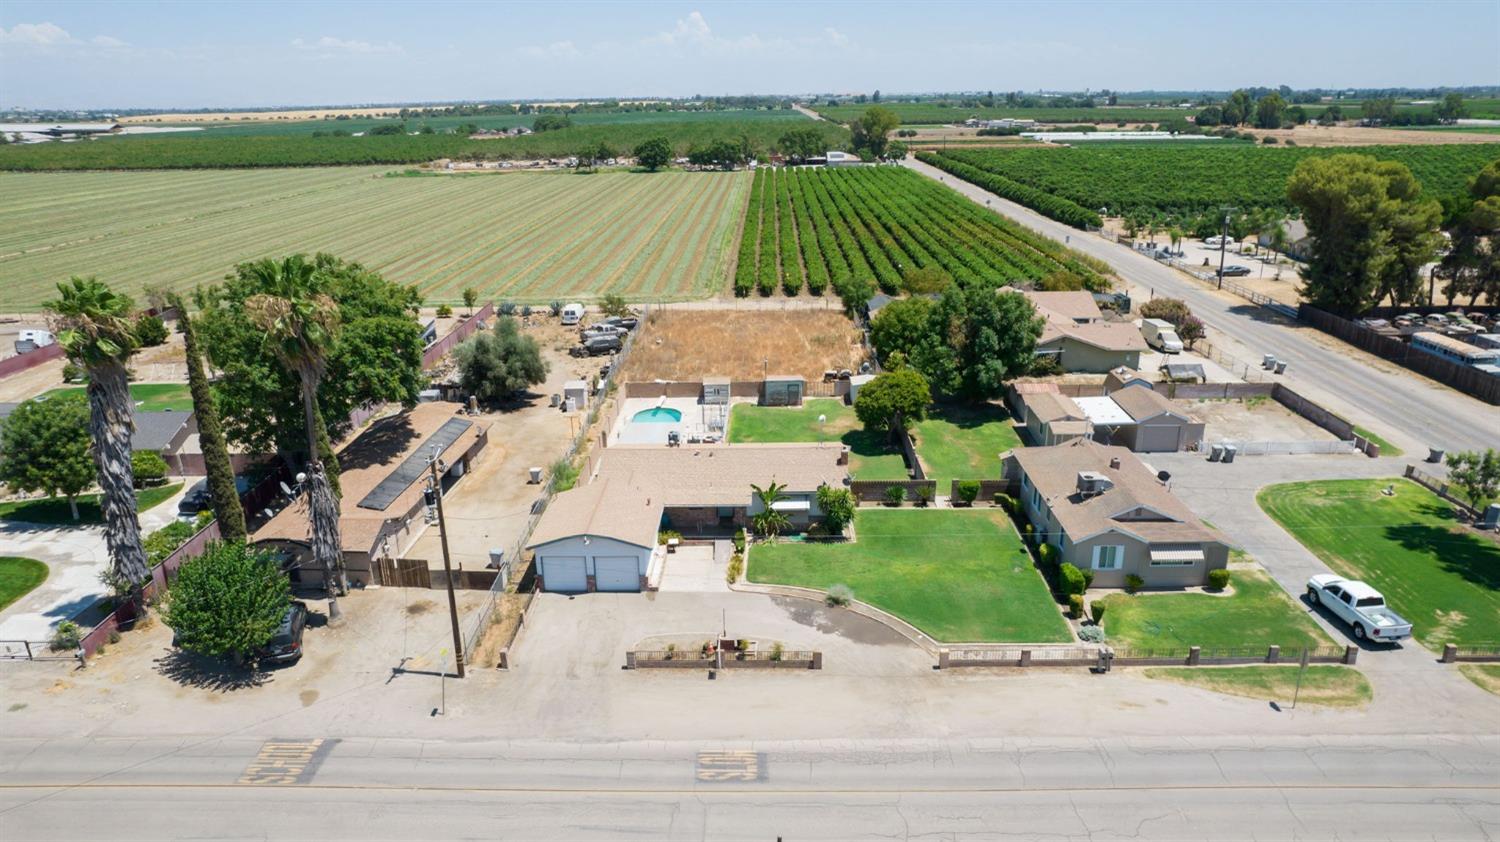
xmin=242 ymin=255 xmax=347 ymax=616
xmin=750 ymin=481 xmax=792 ymax=539
xmin=171 ymin=291 xmax=247 ymax=541
xmin=46 ymin=277 xmax=150 ymax=592
xmin=1168 ymin=227 xmax=1184 ymax=256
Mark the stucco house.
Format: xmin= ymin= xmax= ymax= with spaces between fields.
xmin=1075 ymin=386 xmax=1205 ymax=452
xmin=527 ymin=443 xmax=849 ymax=593
xmin=1006 ymin=439 xmax=1229 ymax=588
xmin=1016 ymin=386 xmax=1091 ymax=446
xmin=1023 ymin=290 xmax=1147 ymax=373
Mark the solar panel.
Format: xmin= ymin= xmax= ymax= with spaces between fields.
xmin=356 ymin=417 xmax=473 ymax=511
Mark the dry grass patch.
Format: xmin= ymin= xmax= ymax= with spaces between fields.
xmin=1459 ymin=664 xmax=1500 ymax=696
xmin=1143 ymin=665 xmax=1372 ymax=708
xmin=624 ymin=309 xmax=865 ymax=382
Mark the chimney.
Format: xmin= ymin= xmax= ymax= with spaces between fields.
xmin=1108 ymin=457 xmax=1121 ymax=470
xmin=838 ymin=446 xmax=850 ymax=466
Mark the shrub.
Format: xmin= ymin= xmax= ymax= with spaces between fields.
xmin=816 ymin=485 xmax=856 ymax=534
xmin=521 ymin=305 xmax=533 ymax=318
xmin=131 ymin=450 xmax=169 ymax=488
xmin=161 ymin=541 xmax=291 ymax=661
xmin=550 ymin=458 xmax=579 ymax=491
xmin=133 ymin=314 xmax=169 ymax=348
xmin=994 ymin=492 xmax=1016 ymax=514
xmin=436 ymin=304 xmax=454 ymax=318
xmin=49 ymin=620 xmax=82 ymax=652
xmin=826 ymin=584 xmax=854 ymax=606
xmin=1078 ymin=624 xmax=1107 ymax=643
xmin=1262 ymin=136 xmax=1278 ymax=144
xmin=1090 ymin=601 xmax=1107 ymax=625
xmin=657 ymin=529 xmax=683 ymax=546
xmin=1125 ymin=573 xmax=1145 ymax=594
xmin=914 ymin=484 xmax=935 ymax=507
xmin=600 ymin=293 xmax=631 ymax=317
xmin=1207 ymin=568 xmax=1231 ymax=591
xmin=955 ymin=480 xmax=980 ymax=506
xmin=549 ymin=301 xmax=563 ymax=316
xmin=884 ymin=485 xmax=906 ymax=507
xmin=665 ymin=642 xmax=677 ymax=659
xmin=498 ymin=301 xmax=517 ymax=316
xmin=770 ymin=641 xmax=784 ymax=662
xmin=61 ymin=362 xmax=85 ymax=383
xmin=1082 ymin=569 xmax=1096 ymax=589
xmin=1037 ymin=542 xmax=1060 ymax=573
xmin=1068 ymin=593 xmax=1085 ymax=619
xmin=733 ymin=528 xmax=746 ymax=553
xmin=726 ymin=553 xmax=744 ymax=585
xmin=1026 ymin=355 xmax=1064 ymax=377
xmin=144 ymin=519 xmax=198 ymax=565
xmin=1059 ymin=562 xmax=1087 ymax=596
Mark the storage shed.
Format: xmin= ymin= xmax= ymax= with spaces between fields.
xmin=761 ymin=375 xmax=805 ymax=407
xmin=702 ymin=376 xmax=731 ymax=405
xmin=846 ymin=373 xmax=875 ymax=405
xmin=563 ymin=379 xmax=588 ymax=411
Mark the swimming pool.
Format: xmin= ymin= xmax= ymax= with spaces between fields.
xmin=631 ymin=407 xmax=683 ymax=423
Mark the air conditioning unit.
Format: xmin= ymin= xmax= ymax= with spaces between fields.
xmin=1076 ymin=471 xmax=1114 ymax=497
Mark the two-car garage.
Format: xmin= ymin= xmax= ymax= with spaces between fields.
xmin=525 ymin=478 xmax=659 ymax=594
xmin=532 ymin=544 xmax=652 ymax=593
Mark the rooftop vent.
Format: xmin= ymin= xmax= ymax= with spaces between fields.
xmin=1077 ymin=471 xmax=1114 ymax=498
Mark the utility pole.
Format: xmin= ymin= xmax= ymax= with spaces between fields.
xmin=1216 ymin=207 xmax=1236 ymax=290
xmin=427 ymin=448 xmax=465 ymax=678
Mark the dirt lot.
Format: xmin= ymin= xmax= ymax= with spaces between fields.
xmin=1242 ymin=124 xmax=1500 ymax=146
xmin=622 ymin=309 xmax=867 ymax=382
xmin=1186 ymin=397 xmax=1340 ymax=443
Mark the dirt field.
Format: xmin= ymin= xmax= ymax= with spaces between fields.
xmin=621 ymin=309 xmax=867 ymax=382
xmin=1242 ymin=124 xmax=1500 ymax=146
xmin=1186 ymin=397 xmax=1340 ymax=443
xmin=120 ymin=106 xmax=449 ymax=124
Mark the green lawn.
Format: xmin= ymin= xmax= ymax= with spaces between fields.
xmin=1258 ymin=478 xmax=1500 ymax=650
xmin=728 ymin=399 xmax=907 ymax=481
xmin=908 ymin=403 xmax=1022 ymax=487
xmin=42 ymin=383 xmax=193 ymax=413
xmin=1459 ymin=664 xmax=1500 ymax=696
xmin=0 ymin=557 xmax=49 ymax=612
xmin=1099 ymin=567 xmax=1335 ymax=652
xmin=1353 ymin=425 xmax=1403 ymax=458
xmin=749 ymin=509 xmax=1070 ymax=643
xmin=1143 ymin=665 xmax=1372 ymax=707
xmin=0 ymin=482 xmax=183 ymax=525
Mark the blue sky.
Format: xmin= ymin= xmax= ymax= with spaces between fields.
xmin=2 ymin=1 xmax=1496 ymax=109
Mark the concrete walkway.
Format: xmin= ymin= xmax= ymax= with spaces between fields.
xmin=1146 ymin=452 xmax=1490 ymax=712
xmin=0 ymin=483 xmax=188 ymax=642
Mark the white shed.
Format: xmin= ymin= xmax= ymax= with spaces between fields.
xmin=526 ymin=479 xmax=660 ymax=593
xmin=563 ymin=379 xmax=588 ymax=411
xmin=847 ymin=373 xmax=875 ymax=405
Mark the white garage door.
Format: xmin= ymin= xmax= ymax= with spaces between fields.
xmin=594 ymin=556 xmax=641 ymax=592
xmin=542 ymin=556 xmax=587 ymax=593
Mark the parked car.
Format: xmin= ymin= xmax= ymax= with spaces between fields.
xmin=600 ymin=316 xmax=638 ymax=330
xmin=1217 ymin=265 xmax=1252 ymax=277
xmin=580 ymin=323 xmax=627 ymax=338
xmin=572 ymin=335 xmax=622 ymax=357
xmin=1306 ymin=575 xmax=1412 ymax=642
xmin=259 ymin=601 xmax=309 ymax=664
xmin=559 ymin=303 xmax=585 ymax=325
xmin=177 ymin=479 xmax=211 ymax=521
xmin=1204 ymin=235 xmax=1232 ymax=247
xmin=1140 ymin=318 xmax=1183 ymax=354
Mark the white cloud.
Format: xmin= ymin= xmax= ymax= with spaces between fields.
xmin=520 ymin=40 xmax=580 ymax=59
xmin=291 ymin=36 xmax=402 ymax=55
xmin=647 ymin=10 xmax=714 ymax=46
xmin=0 ymin=22 xmax=74 ymax=46
xmin=90 ymin=35 xmax=128 ymax=48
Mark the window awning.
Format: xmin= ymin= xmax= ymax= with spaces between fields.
xmin=771 ymin=500 xmax=811 ymax=512
xmin=1150 ymin=546 xmax=1205 ymax=563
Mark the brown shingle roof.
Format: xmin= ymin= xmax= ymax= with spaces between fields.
xmin=253 ymin=402 xmax=487 ymax=555
xmin=1022 ymin=290 xmax=1102 ymax=322
xmin=1020 ymin=390 xmax=1086 ymax=424
xmin=1038 ymin=320 xmax=1150 ymax=353
xmin=1011 ymin=439 xmax=1217 ymax=545
xmin=600 ymin=443 xmax=848 ymax=506
xmin=1108 ymin=387 xmax=1192 ymax=423
xmin=526 ymin=478 xmax=661 ymax=550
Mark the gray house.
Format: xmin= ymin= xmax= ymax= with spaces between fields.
xmin=1006 ymin=439 xmax=1229 ymax=588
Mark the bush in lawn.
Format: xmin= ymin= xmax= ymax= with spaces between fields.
xmin=1068 ymin=593 xmax=1085 ymax=619
xmin=436 ymin=304 xmax=453 ymax=318
xmin=133 ymin=314 xmax=169 ymax=348
xmin=956 ymin=480 xmax=980 ymax=506
xmin=1125 ymin=573 xmax=1145 ymax=594
xmin=854 ymin=368 xmax=930 ymax=432
xmin=884 ymin=485 xmax=906 ymax=507
xmin=49 ymin=620 xmax=82 ymax=652
xmin=1059 ymin=562 xmax=1087 ymax=596
xmin=1207 ymin=568 xmax=1231 ymax=591
xmin=826 ymin=584 xmax=854 ymax=607
xmin=161 ymin=541 xmax=291 ymax=662
xmin=1090 ymin=601 xmax=1107 ymax=625
xmin=1078 ymin=624 xmax=1107 ymax=643
xmin=130 ymin=450 xmax=169 ymax=488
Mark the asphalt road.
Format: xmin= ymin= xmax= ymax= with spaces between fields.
xmin=902 ymin=157 xmax=1500 ymax=454
xmin=3 ymin=734 xmax=1498 ymax=840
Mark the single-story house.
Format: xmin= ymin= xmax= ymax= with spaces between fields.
xmin=0 ymin=402 xmax=196 ymax=467
xmin=1006 ymin=439 xmax=1229 ymax=588
xmin=252 ymin=401 xmax=489 ymax=587
xmin=825 ymin=150 xmax=862 ymax=167
xmin=1023 ymin=290 xmax=1148 ymax=373
xmin=1016 ymin=387 xmax=1091 ymax=446
xmin=527 ymin=443 xmax=849 ymax=593
xmin=1257 ymin=219 xmax=1314 ymax=261
xmin=1076 ymin=387 xmax=1204 ymax=453
xmin=1103 ymin=366 xmax=1152 ymax=393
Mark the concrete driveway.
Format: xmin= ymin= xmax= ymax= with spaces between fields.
xmin=656 ymin=543 xmax=729 ymax=593
xmin=0 ymin=483 xmax=188 ymax=642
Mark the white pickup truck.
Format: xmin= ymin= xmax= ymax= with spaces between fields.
xmin=1306 ymin=575 xmax=1413 ymax=642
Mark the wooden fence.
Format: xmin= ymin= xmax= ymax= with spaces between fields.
xmin=1299 ymin=305 xmax=1500 ymax=405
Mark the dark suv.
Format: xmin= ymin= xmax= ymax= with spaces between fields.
xmin=259 ymin=601 xmax=308 ymax=664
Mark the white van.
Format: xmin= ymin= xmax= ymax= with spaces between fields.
xmin=1140 ymin=318 xmax=1183 ymax=354
xmin=560 ymin=303 xmax=585 ymax=326
xmin=14 ymin=329 xmax=55 ymax=354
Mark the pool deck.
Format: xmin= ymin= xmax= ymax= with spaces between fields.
xmin=612 ymin=396 xmax=729 ymax=445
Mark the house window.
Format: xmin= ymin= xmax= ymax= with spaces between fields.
xmin=716 ymin=507 xmax=735 ymax=519
xmin=1091 ymin=545 xmax=1124 ymax=570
